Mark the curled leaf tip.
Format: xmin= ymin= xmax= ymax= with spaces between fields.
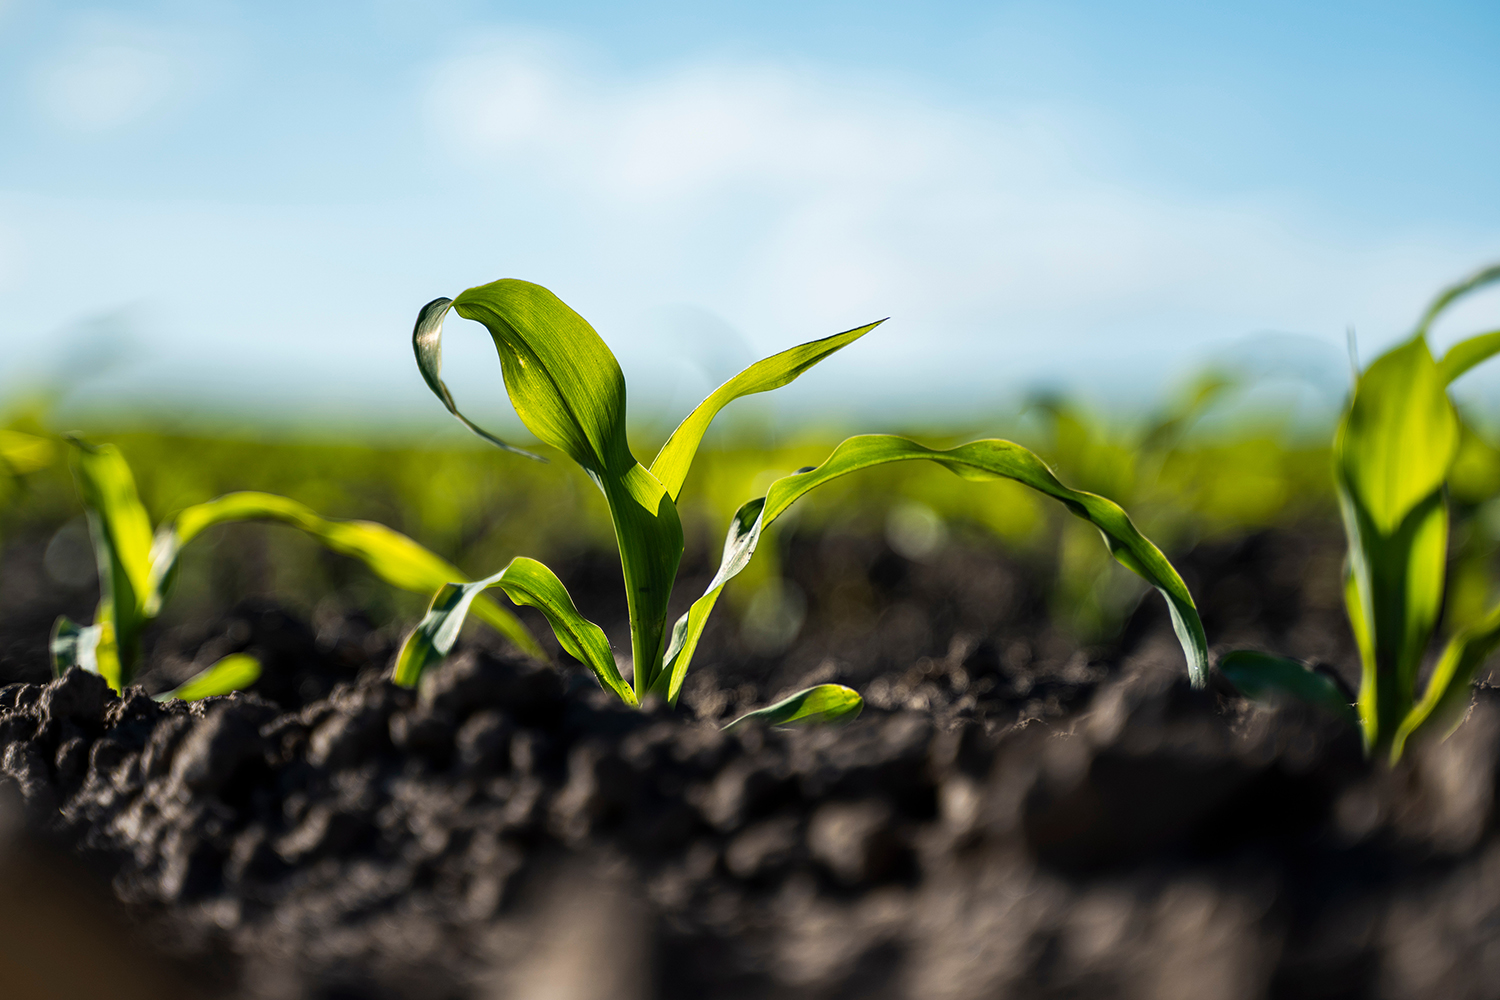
xmin=411 ymin=294 xmax=545 ymax=462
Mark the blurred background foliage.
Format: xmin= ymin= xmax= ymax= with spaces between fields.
xmin=0 ymin=397 xmax=1357 ymax=649
xmin=5 ymin=363 xmax=1500 ymax=665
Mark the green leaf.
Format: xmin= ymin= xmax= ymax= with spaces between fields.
xmin=1339 ymin=483 xmax=1448 ymax=752
xmin=721 ymin=684 xmax=864 ymax=730
xmin=1218 ymin=650 xmax=1358 ymax=727
xmin=451 ymin=280 xmax=633 ymax=477
xmin=394 ymin=556 xmax=634 ymax=705
xmin=65 ymin=438 xmax=154 ymax=686
xmin=1334 ymin=333 xmax=1459 ymax=754
xmin=1438 ymin=329 xmax=1500 ymax=385
xmin=659 ymin=434 xmax=1209 ymax=703
xmin=412 ymin=297 xmax=543 ymax=460
xmin=1335 ymin=337 xmax=1457 ymax=535
xmin=1390 ymin=601 xmax=1500 ymax=762
xmin=1412 ymin=262 xmax=1500 ymax=339
xmin=49 ymin=616 xmax=105 ymax=679
xmin=156 ymin=653 xmax=262 ymax=702
xmin=0 ymin=429 xmax=55 ymax=475
xmin=435 ymin=279 xmax=684 ymax=698
xmin=153 ymin=491 xmax=542 ymax=658
xmin=648 ymin=319 xmax=884 ymax=501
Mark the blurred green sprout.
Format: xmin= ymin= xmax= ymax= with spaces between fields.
xmin=50 ymin=437 xmax=541 ymax=698
xmin=394 ymin=279 xmax=1209 ymax=723
xmin=1222 ymin=264 xmax=1500 ymax=762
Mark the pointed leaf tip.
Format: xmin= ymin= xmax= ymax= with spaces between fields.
xmin=721 ymin=684 xmax=864 ymax=730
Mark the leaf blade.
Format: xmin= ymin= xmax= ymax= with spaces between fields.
xmin=155 ymin=491 xmax=543 ymax=658
xmin=1218 ymin=650 xmax=1358 ymax=727
xmin=649 ymin=320 xmax=884 ymax=501
xmin=1413 ymin=263 xmax=1500 ymax=338
xmin=157 ymin=653 xmax=262 ymax=702
xmin=660 ymin=435 xmax=1209 ymax=702
xmin=65 ymin=438 xmax=153 ymax=685
xmin=1391 ymin=602 xmax=1500 ymax=762
xmin=1336 ymin=336 xmax=1457 ymax=536
xmin=452 ymin=280 xmax=632 ymax=477
xmin=394 ymin=557 xmax=635 ymax=705
xmin=721 ymin=684 xmax=864 ymax=730
xmin=1438 ymin=329 xmax=1500 ymax=385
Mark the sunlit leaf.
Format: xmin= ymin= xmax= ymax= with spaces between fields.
xmin=394 ymin=556 xmax=634 ymax=705
xmin=1438 ymin=329 xmax=1500 ymax=385
xmin=1335 ymin=337 xmax=1457 ymax=535
xmin=153 ymin=491 xmax=542 ymax=658
xmin=649 ymin=320 xmax=884 ymax=501
xmin=1390 ymin=602 xmax=1500 ymax=762
xmin=659 ymin=434 xmax=1208 ymax=702
xmin=1218 ymin=650 xmax=1357 ymax=727
xmin=0 ymin=429 xmax=55 ymax=475
xmin=721 ymin=683 xmax=864 ymax=730
xmin=63 ymin=438 xmax=154 ymax=684
xmin=157 ymin=653 xmax=262 ymax=702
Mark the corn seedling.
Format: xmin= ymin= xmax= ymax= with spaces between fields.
xmin=1221 ymin=264 xmax=1500 ymax=762
xmin=394 ymin=279 xmax=1209 ymax=722
xmin=50 ymin=437 xmax=541 ymax=697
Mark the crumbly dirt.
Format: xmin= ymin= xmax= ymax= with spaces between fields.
xmin=2 ymin=525 xmax=1499 ymax=999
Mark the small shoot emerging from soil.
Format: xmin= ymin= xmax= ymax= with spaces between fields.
xmin=721 ymin=684 xmax=864 ymax=731
xmin=51 ymin=437 xmax=541 ymax=695
xmin=396 ymin=279 xmax=1209 ymax=719
xmin=154 ymin=652 xmax=262 ymax=702
xmin=1221 ymin=264 xmax=1500 ymax=762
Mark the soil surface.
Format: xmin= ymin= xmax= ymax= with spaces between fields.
xmin=2 ymin=525 xmax=1500 ymax=999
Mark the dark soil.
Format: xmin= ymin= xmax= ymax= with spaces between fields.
xmin=3 ymin=524 xmax=1500 ymax=999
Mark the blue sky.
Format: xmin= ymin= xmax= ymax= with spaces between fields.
xmin=2 ymin=1 xmax=1498 ymax=432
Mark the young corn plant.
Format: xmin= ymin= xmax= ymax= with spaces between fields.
xmin=1221 ymin=264 xmax=1500 ymax=762
xmin=394 ymin=279 xmax=1210 ymax=722
xmin=51 ymin=437 xmax=541 ymax=698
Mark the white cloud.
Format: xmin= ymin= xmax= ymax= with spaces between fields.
xmin=423 ymin=35 xmax=1495 ymax=379
xmin=31 ymin=14 xmax=199 ymax=134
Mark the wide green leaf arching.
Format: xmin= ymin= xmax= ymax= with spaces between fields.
xmin=659 ymin=434 xmax=1209 ymax=703
xmin=418 ymin=280 xmax=683 ymax=698
xmin=649 ymin=320 xmax=885 ymax=501
xmin=394 ymin=556 xmax=633 ymax=704
xmin=1218 ymin=650 xmax=1358 ymax=727
xmin=721 ymin=684 xmax=864 ymax=731
xmin=152 ymin=491 xmax=542 ymax=658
